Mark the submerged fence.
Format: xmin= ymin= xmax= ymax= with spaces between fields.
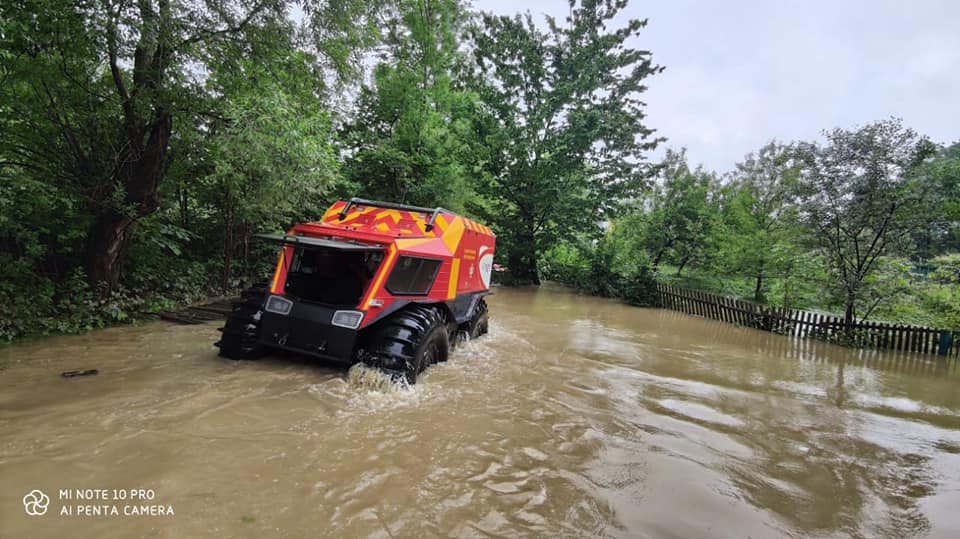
xmin=655 ymin=283 xmax=960 ymax=358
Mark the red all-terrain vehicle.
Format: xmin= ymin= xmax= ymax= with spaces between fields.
xmin=215 ymin=198 xmax=495 ymax=383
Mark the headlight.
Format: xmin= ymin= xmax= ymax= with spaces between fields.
xmin=331 ymin=310 xmax=363 ymax=329
xmin=265 ymin=295 xmax=293 ymax=315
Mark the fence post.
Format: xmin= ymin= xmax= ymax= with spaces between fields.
xmin=938 ymin=330 xmax=954 ymax=357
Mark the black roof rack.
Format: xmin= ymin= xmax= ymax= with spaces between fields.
xmin=337 ymin=197 xmax=451 ymax=232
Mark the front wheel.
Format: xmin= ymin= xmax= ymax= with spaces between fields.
xmin=359 ymin=306 xmax=449 ymax=384
xmin=216 ymin=285 xmax=267 ymax=360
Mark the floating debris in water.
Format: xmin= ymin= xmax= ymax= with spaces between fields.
xmin=61 ymin=369 xmax=98 ymax=378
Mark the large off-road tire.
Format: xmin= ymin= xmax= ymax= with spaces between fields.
xmin=467 ymin=299 xmax=489 ymax=339
xmin=360 ymin=306 xmax=449 ymax=385
xmin=216 ymin=284 xmax=267 ymax=360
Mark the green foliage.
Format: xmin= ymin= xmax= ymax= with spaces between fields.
xmin=931 ymin=253 xmax=960 ymax=284
xmin=911 ymin=143 xmax=960 ymax=257
xmin=643 ymin=149 xmax=720 ymax=272
xmin=540 ymin=218 xmax=659 ymax=307
xmin=713 ymin=142 xmax=802 ymax=302
xmin=342 ymin=0 xmax=477 ymax=211
xmin=0 ymin=0 xmax=379 ymax=340
xmin=467 ymin=0 xmax=663 ymax=283
xmin=795 ymin=118 xmax=938 ymax=324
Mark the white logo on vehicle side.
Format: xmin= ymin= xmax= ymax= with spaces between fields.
xmin=478 ymin=246 xmax=493 ymax=288
xmin=23 ymin=490 xmax=50 ymax=516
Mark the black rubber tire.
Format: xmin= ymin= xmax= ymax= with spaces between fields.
xmin=216 ymin=284 xmax=267 ymax=360
xmin=360 ymin=306 xmax=449 ymax=384
xmin=468 ymin=299 xmax=489 ymax=339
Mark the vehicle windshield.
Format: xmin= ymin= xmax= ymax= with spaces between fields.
xmin=283 ymin=247 xmax=383 ymax=307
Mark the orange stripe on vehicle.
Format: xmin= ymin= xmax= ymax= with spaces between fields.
xmin=362 ymin=245 xmax=398 ymax=309
xmin=448 ymin=258 xmax=461 ymax=299
xmin=269 ymin=248 xmax=286 ymax=293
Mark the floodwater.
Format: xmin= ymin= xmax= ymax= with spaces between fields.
xmin=2 ymin=286 xmax=960 ymax=538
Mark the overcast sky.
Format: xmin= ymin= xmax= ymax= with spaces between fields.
xmin=474 ymin=0 xmax=960 ymax=172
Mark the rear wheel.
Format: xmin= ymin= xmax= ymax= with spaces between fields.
xmin=359 ymin=306 xmax=449 ymax=384
xmin=216 ymin=284 xmax=267 ymax=360
xmin=468 ymin=299 xmax=489 ymax=339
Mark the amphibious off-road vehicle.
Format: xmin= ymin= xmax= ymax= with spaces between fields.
xmin=215 ymin=198 xmax=495 ymax=383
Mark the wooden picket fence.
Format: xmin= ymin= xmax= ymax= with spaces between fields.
xmin=655 ymin=283 xmax=960 ymax=358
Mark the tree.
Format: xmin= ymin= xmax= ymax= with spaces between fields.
xmin=795 ymin=118 xmax=937 ymax=326
xmin=719 ymin=142 xmax=801 ymax=301
xmin=468 ymin=0 xmax=663 ymax=283
xmin=342 ymin=0 xmax=476 ymax=210
xmin=643 ymin=149 xmax=718 ymax=272
xmin=204 ymin=87 xmax=339 ymax=290
xmin=911 ymin=142 xmax=960 ymax=257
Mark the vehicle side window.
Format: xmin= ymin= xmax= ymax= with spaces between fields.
xmin=386 ymin=256 xmax=442 ymax=295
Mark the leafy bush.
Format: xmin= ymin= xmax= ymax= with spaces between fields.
xmin=540 ymin=226 xmax=659 ymax=306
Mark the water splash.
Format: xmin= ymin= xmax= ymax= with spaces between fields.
xmin=346 ymin=363 xmax=410 ymax=393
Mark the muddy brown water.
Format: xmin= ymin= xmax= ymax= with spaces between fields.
xmin=2 ymin=285 xmax=960 ymax=538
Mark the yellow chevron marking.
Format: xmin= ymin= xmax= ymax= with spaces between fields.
xmin=379 ymin=209 xmax=402 ymax=223
xmin=322 ymin=204 xmax=342 ymax=220
xmin=441 ymin=217 xmax=465 ymax=254
xmin=396 ymin=237 xmax=435 ymax=249
xmin=340 ymin=205 xmax=377 ymax=225
xmin=406 ymin=211 xmax=428 ymax=234
xmin=448 ymin=258 xmax=461 ymax=299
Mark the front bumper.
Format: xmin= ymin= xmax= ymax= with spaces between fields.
xmin=259 ymin=301 xmax=359 ymax=362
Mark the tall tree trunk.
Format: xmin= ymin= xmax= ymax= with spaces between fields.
xmin=844 ymin=290 xmax=856 ymax=329
xmin=88 ymin=0 xmax=173 ymax=296
xmin=177 ymin=180 xmax=189 ymax=229
xmin=507 ymin=250 xmax=540 ymax=285
xmin=508 ymin=225 xmax=540 ymax=285
xmin=652 ymin=238 xmax=674 ymax=268
xmin=85 ymin=113 xmax=171 ymax=295
xmin=222 ymin=200 xmax=234 ymax=292
xmin=652 ymin=247 xmax=665 ymax=268
xmin=753 ymin=266 xmax=764 ymax=302
xmin=85 ymin=212 xmax=133 ymax=294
